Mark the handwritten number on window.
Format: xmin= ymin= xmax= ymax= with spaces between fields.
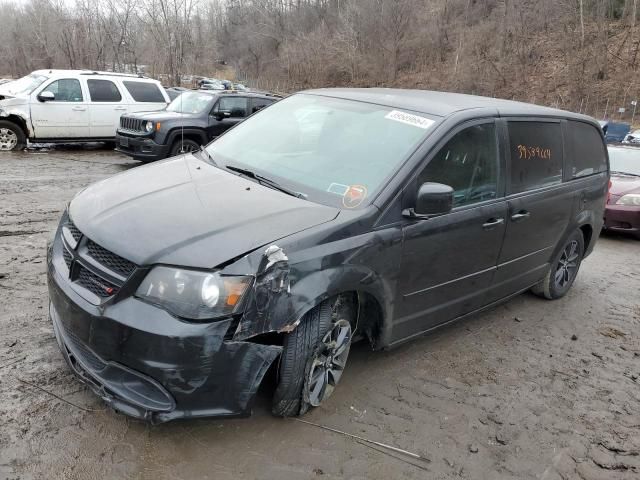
xmin=517 ymin=144 xmax=551 ymax=160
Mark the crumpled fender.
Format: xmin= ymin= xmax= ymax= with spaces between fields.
xmin=0 ymin=101 xmax=32 ymax=136
xmin=227 ymin=227 xmax=401 ymax=345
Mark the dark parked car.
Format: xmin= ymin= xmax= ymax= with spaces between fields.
xmin=605 ymin=145 xmax=640 ymax=238
xmin=602 ymin=121 xmax=631 ymax=143
xmin=48 ymin=89 xmax=608 ymax=423
xmin=115 ymin=91 xmax=278 ymax=161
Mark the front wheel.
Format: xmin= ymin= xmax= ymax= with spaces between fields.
xmin=0 ymin=120 xmax=26 ymax=151
xmin=272 ymin=296 xmax=355 ymax=417
xmin=170 ymin=138 xmax=200 ymax=157
xmin=531 ymin=229 xmax=585 ymax=299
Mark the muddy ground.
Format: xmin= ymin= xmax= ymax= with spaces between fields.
xmin=0 ymin=146 xmax=639 ymax=480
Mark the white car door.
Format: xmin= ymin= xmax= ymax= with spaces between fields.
xmin=121 ymin=80 xmax=169 ymax=114
xmin=86 ymin=78 xmax=128 ymax=138
xmin=30 ymin=78 xmax=89 ymax=138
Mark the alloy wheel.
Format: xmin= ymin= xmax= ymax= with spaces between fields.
xmin=0 ymin=128 xmax=18 ymax=151
xmin=306 ymin=318 xmax=352 ymax=407
xmin=555 ymin=240 xmax=579 ymax=288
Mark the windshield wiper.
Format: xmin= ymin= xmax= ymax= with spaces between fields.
xmin=197 ymin=145 xmax=217 ymax=166
xmin=611 ymin=170 xmax=640 ymax=177
xmin=225 ymin=165 xmax=306 ymax=199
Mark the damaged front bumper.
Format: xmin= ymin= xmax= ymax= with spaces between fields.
xmin=48 ymin=267 xmax=282 ymax=423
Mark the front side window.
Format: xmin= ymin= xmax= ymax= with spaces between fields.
xmin=43 ymin=79 xmax=83 ymax=102
xmin=123 ymin=81 xmax=165 ymax=103
xmin=418 ymin=123 xmax=498 ymax=207
xmin=87 ymin=79 xmax=122 ymax=102
xmin=215 ymin=97 xmax=248 ymax=117
xmin=508 ymin=121 xmax=563 ymax=193
xmin=205 ymin=94 xmax=435 ymax=208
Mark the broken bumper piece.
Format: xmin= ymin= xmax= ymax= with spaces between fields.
xmin=48 ymin=272 xmax=282 ymax=423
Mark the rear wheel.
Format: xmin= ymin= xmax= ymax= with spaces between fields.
xmin=531 ymin=229 xmax=584 ymax=299
xmin=0 ymin=121 xmax=26 ymax=151
xmin=272 ymin=296 xmax=355 ymax=417
xmin=170 ymin=138 xmax=200 ymax=157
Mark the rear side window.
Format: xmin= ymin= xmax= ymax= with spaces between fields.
xmin=508 ymin=121 xmax=563 ymax=193
xmin=251 ymin=97 xmax=274 ymax=113
xmin=567 ymin=121 xmax=607 ymax=178
xmin=87 ymin=79 xmax=122 ymax=102
xmin=123 ymin=81 xmax=165 ymax=103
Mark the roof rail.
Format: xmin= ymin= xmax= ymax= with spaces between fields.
xmin=79 ymin=71 xmax=149 ymax=79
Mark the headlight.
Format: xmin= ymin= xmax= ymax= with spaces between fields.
xmin=616 ymin=193 xmax=640 ymax=206
xmin=136 ymin=267 xmax=252 ymax=320
xmin=145 ymin=121 xmax=154 ymax=133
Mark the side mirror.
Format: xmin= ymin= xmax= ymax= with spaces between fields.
xmin=38 ymin=91 xmax=55 ymax=102
xmin=403 ymin=182 xmax=454 ymax=219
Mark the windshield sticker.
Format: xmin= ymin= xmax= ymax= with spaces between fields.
xmin=342 ymin=185 xmax=368 ymax=209
xmin=327 ymin=183 xmax=349 ymax=196
xmin=517 ymin=145 xmax=552 ymax=160
xmin=385 ymin=110 xmax=434 ymax=129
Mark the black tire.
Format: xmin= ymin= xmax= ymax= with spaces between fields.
xmin=170 ymin=138 xmax=200 ymax=157
xmin=0 ymin=120 xmax=26 ymax=151
xmin=272 ymin=297 xmax=355 ymax=417
xmin=531 ymin=229 xmax=585 ymax=300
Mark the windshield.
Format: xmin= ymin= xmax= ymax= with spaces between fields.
xmin=205 ymin=94 xmax=436 ymax=208
xmin=2 ymin=74 xmax=48 ymax=96
xmin=608 ymin=147 xmax=640 ymax=175
xmin=166 ymin=91 xmax=215 ymax=114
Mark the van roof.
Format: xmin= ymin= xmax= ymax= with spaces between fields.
xmin=303 ymin=88 xmax=595 ymax=123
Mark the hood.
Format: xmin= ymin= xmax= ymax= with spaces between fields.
xmin=69 ymin=155 xmax=339 ymax=269
xmin=124 ymin=110 xmax=197 ymax=122
xmin=0 ymin=86 xmax=14 ymax=99
xmin=610 ymin=174 xmax=640 ymax=197
xmin=0 ymin=95 xmax=28 ymax=107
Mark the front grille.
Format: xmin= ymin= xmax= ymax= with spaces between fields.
xmin=86 ymin=239 xmax=136 ymax=278
xmin=67 ymin=222 xmax=82 ymax=243
xmin=62 ymin=245 xmax=72 ymax=269
xmin=76 ymin=265 xmax=120 ymax=298
xmin=57 ymin=219 xmax=138 ymax=303
xmin=119 ymin=116 xmax=145 ymax=132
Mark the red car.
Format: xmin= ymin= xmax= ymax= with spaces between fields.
xmin=605 ymin=146 xmax=640 ymax=239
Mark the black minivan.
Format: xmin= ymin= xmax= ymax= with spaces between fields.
xmin=47 ymin=89 xmax=609 ymax=423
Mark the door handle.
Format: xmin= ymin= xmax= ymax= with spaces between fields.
xmin=72 ymin=106 xmax=86 ymax=111
xmin=482 ymin=218 xmax=504 ymax=229
xmin=511 ymin=210 xmax=531 ymax=222
xmin=114 ymin=107 xmax=127 ymax=111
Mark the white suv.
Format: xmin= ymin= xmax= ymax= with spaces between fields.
xmin=0 ymin=70 xmax=169 ymax=151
